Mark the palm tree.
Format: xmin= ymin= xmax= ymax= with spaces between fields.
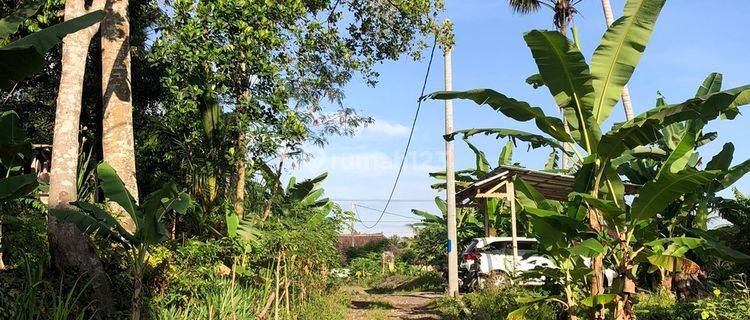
xmin=507 ymin=0 xmax=581 ymax=36
xmin=101 ymin=0 xmax=137 ymax=232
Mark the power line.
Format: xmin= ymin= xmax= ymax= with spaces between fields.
xmin=354 ymin=203 xmax=418 ymax=220
xmin=358 ymin=36 xmax=438 ymax=229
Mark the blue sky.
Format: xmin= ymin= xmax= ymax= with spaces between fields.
xmin=291 ymin=0 xmax=750 ymax=236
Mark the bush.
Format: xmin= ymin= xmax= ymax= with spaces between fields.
xmin=436 ymin=287 xmax=559 ymax=320
xmin=632 ymin=290 xmax=695 ymax=320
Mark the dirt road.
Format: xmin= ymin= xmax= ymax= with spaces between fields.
xmin=342 ymin=286 xmax=445 ymax=320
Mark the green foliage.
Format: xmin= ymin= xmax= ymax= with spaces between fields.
xmin=436 ymin=287 xmax=560 ymax=320
xmin=429 ymin=0 xmax=750 ymax=316
xmin=294 ymin=292 xmax=350 ymax=320
xmin=0 ymin=9 xmax=104 ymax=89
xmin=345 ymin=237 xmax=391 ymax=261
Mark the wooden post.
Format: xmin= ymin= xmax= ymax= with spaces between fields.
xmin=507 ymin=180 xmax=519 ymax=273
xmin=443 ymin=30 xmax=459 ymax=297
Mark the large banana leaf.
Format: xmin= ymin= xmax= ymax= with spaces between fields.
xmin=513 ymin=177 xmax=556 ymax=212
xmin=428 ymin=89 xmax=572 ymax=143
xmin=50 ymin=208 xmax=130 ymax=246
xmin=589 ymin=0 xmax=665 ymax=124
xmin=0 ymin=174 xmax=37 ymax=202
xmin=0 ymin=111 xmax=33 ymax=170
xmin=74 ymin=201 xmax=133 ymax=244
xmin=288 ymin=172 xmax=327 ymax=202
xmin=0 ymin=10 xmax=104 ymax=90
xmin=631 ymin=169 xmax=719 ymax=221
xmin=523 ymin=30 xmax=600 ymax=153
xmin=706 ymin=143 xmax=734 ymax=171
xmin=567 ymin=238 xmax=607 ymax=258
xmin=499 ymin=140 xmax=514 ymax=166
xmin=97 ymin=162 xmax=139 ymax=221
xmin=656 ymin=120 xmax=703 ymax=178
xmin=599 ymin=87 xmax=750 ymax=160
xmin=695 ymin=72 xmax=723 ymax=98
xmin=717 ymin=158 xmax=750 ymax=191
xmin=444 ymin=128 xmax=566 ymax=151
xmin=462 ymin=138 xmax=490 ymax=175
xmin=723 ymin=86 xmax=750 ymax=119
xmin=0 ymin=0 xmax=43 ymax=39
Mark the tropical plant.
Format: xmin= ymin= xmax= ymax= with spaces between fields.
xmin=0 ymin=111 xmax=39 ymax=270
xmin=51 ymin=162 xmax=192 ymax=320
xmin=430 ymin=0 xmax=750 ymax=318
xmin=0 ymin=1 xmax=104 ymax=90
xmin=411 ymin=197 xmax=482 ymax=245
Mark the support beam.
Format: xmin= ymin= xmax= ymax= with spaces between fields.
xmin=481 ymin=198 xmax=489 ymax=237
xmin=507 ymin=180 xmax=519 ymax=273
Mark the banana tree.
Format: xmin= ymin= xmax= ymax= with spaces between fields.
xmin=613 ymin=73 xmax=750 ymax=292
xmin=0 ymin=111 xmax=39 ymax=269
xmin=429 ymin=0 xmax=750 ymax=318
xmin=51 ymin=162 xmax=192 ymax=320
xmin=0 ymin=2 xmax=104 ymax=90
xmin=411 ymin=196 xmax=483 ymax=245
xmin=228 ymin=169 xmax=337 ymax=243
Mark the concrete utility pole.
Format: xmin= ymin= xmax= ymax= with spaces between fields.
xmin=600 ymin=0 xmax=634 ymax=121
xmin=443 ymin=34 xmax=459 ymax=297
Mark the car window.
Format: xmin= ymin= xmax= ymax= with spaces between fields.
xmin=518 ymin=241 xmax=539 ymax=252
xmin=485 ymin=241 xmax=510 ymax=252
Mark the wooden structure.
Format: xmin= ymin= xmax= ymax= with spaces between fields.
xmin=455 ymin=165 xmax=639 ymax=272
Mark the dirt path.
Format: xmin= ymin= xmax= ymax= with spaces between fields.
xmin=341 ymin=286 xmax=445 ymax=320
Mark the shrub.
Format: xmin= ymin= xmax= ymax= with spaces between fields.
xmin=632 ymin=290 xmax=695 ymax=320
xmin=436 ymin=287 xmax=559 ymax=320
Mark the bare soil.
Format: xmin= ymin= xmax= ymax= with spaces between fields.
xmin=342 ymin=286 xmax=445 ymax=320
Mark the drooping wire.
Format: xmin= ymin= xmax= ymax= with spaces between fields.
xmin=354 ymin=203 xmax=419 ymax=220
xmin=356 ymin=36 xmax=438 ymax=229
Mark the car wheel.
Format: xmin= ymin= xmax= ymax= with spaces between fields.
xmin=479 ymin=270 xmax=510 ymax=290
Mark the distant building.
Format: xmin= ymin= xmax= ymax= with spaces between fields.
xmin=337 ymin=232 xmax=386 ymax=250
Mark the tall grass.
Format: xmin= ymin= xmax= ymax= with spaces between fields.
xmin=10 ymin=261 xmax=95 ymax=320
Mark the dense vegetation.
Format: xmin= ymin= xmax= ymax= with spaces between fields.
xmin=422 ymin=0 xmax=750 ymax=319
xmin=2 ymin=0 xmax=750 ymax=319
xmin=0 ymin=0 xmax=446 ymax=319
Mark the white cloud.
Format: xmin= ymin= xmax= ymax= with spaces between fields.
xmin=358 ymin=118 xmax=410 ymax=138
xmin=295 ymin=149 xmax=442 ymax=179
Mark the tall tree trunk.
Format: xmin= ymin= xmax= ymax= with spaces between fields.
xmin=234 ymin=133 xmax=246 ymax=219
xmin=48 ymin=0 xmax=114 ymax=313
xmin=600 ymin=0 xmax=634 ymax=121
xmin=101 ymin=0 xmax=137 ymax=232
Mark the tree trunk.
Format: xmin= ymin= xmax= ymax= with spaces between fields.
xmin=600 ymin=0 xmax=634 ymax=121
xmin=234 ymin=134 xmax=246 ymax=219
xmin=48 ymin=0 xmax=114 ymax=313
xmin=101 ymin=0 xmax=137 ymax=232
xmin=586 ymin=207 xmax=606 ymax=320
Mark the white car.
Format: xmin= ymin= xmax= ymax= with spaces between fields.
xmin=460 ymin=237 xmax=552 ymax=286
xmin=459 ymin=237 xmax=616 ymax=289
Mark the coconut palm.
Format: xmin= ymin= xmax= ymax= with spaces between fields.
xmin=507 ymin=0 xmax=582 ymax=36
